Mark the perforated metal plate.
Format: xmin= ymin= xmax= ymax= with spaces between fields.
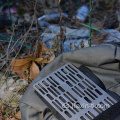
xmin=33 ymin=63 xmax=117 ymax=120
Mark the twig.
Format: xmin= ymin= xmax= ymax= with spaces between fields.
xmin=6 ymin=24 xmax=15 ymax=62
xmin=59 ymin=0 xmax=63 ymax=54
xmin=0 ymin=6 xmax=35 ymax=82
xmin=0 ymin=61 xmax=6 ymax=70
xmin=33 ymin=1 xmax=40 ymax=57
xmin=89 ymin=0 xmax=92 ymax=47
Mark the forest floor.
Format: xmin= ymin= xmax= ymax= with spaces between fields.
xmin=0 ymin=0 xmax=120 ymax=119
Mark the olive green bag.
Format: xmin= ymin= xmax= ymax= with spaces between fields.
xmin=20 ymin=43 xmax=120 ymax=120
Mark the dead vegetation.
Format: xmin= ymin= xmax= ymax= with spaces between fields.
xmin=0 ymin=0 xmax=120 ymax=119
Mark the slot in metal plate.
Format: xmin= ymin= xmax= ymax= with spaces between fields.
xmin=33 ymin=63 xmax=117 ymax=120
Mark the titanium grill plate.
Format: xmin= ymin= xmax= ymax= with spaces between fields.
xmin=33 ymin=63 xmax=117 ymax=120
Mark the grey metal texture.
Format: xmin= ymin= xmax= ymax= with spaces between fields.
xmin=33 ymin=63 xmax=117 ymax=120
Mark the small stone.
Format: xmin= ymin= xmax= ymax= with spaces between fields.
xmin=84 ymin=43 xmax=89 ymax=48
xmin=9 ymin=86 xmax=16 ymax=91
xmin=8 ymin=78 xmax=14 ymax=84
xmin=16 ymin=79 xmax=28 ymax=86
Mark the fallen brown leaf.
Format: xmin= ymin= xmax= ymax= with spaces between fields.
xmin=10 ymin=111 xmax=21 ymax=120
xmin=34 ymin=41 xmax=48 ymax=58
xmin=28 ymin=56 xmax=43 ymax=62
xmin=15 ymin=111 xmax=21 ymax=119
xmin=41 ymin=50 xmax=55 ymax=63
xmin=11 ymin=59 xmax=31 ymax=72
xmin=41 ymin=42 xmax=48 ymax=52
xmin=16 ymin=69 xmax=28 ymax=80
xmin=11 ymin=42 xmax=55 ymax=80
xmin=30 ymin=62 xmax=40 ymax=79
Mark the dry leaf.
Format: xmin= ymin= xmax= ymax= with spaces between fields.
xmin=11 ymin=42 xmax=55 ymax=80
xmin=15 ymin=111 xmax=21 ymax=119
xmin=11 ymin=59 xmax=30 ymax=66
xmin=30 ymin=62 xmax=40 ymax=80
xmin=41 ymin=42 xmax=48 ymax=52
xmin=10 ymin=111 xmax=21 ymax=120
xmin=41 ymin=50 xmax=55 ymax=63
xmin=34 ymin=58 xmax=43 ymax=62
xmin=28 ymin=56 xmax=43 ymax=62
xmin=11 ymin=59 xmax=31 ymax=72
xmin=16 ymin=69 xmax=28 ymax=80
xmin=34 ymin=41 xmax=48 ymax=58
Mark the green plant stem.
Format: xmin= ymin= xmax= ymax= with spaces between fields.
xmin=81 ymin=23 xmax=100 ymax=32
xmin=0 ymin=34 xmax=9 ymax=39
